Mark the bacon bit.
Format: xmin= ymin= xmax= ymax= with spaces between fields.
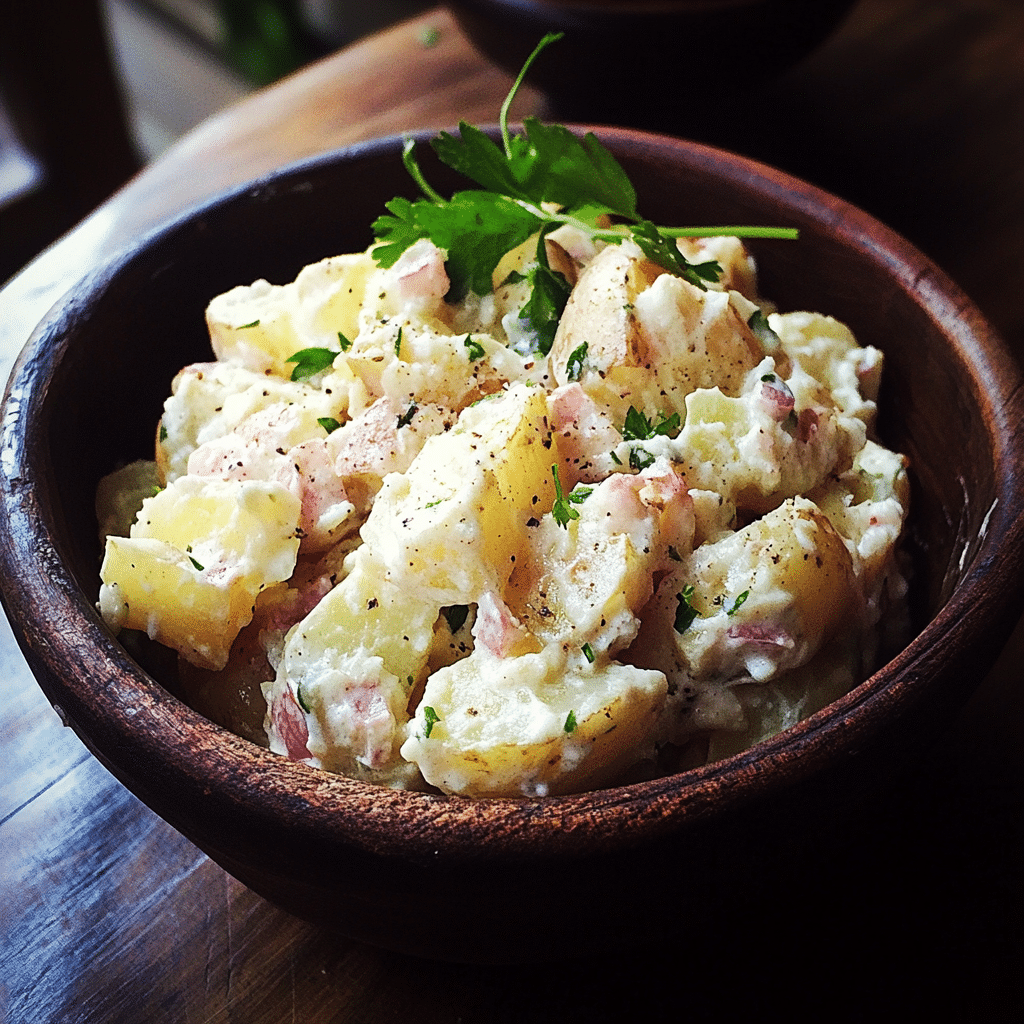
xmin=473 ymin=590 xmax=530 ymax=658
xmin=727 ymin=622 xmax=795 ymax=649
xmin=798 ymin=407 xmax=820 ymax=443
xmin=759 ymin=377 xmax=795 ymax=420
xmin=341 ymin=683 xmax=394 ymax=768
xmin=271 ymin=686 xmax=313 ymax=761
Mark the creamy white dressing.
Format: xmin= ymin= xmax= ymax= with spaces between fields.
xmin=95 ymin=234 xmax=909 ymax=797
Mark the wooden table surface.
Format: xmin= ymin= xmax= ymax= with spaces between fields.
xmin=2 ymin=3 xmax=1022 ymax=1020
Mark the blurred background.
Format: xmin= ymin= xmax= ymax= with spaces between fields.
xmin=0 ymin=1 xmax=432 ymax=281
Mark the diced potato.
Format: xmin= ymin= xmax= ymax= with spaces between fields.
xmin=157 ymin=362 xmax=335 ymax=485
xmin=359 ymin=383 xmax=559 ymax=605
xmin=550 ymin=240 xmax=662 ymax=386
xmin=401 ymin=646 xmax=666 ymax=797
xmin=272 ymin=546 xmax=438 ymax=777
xmin=292 ymin=252 xmax=375 ymax=350
xmin=505 ymin=465 xmax=693 ymax=658
xmin=634 ymin=497 xmax=858 ymax=687
xmin=632 ymin=273 xmax=763 ymax=401
xmin=206 ymin=279 xmax=304 ymax=376
xmin=98 ymin=476 xmax=301 ymax=669
xmin=809 ymin=439 xmax=910 ymax=599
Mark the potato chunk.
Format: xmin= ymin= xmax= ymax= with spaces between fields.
xmin=98 ymin=476 xmax=301 ymax=669
xmin=359 ymin=383 xmax=558 ymax=605
xmin=267 ymin=546 xmax=438 ymax=780
xmin=636 ymin=497 xmax=858 ymax=687
xmin=402 ymin=646 xmax=666 ymax=798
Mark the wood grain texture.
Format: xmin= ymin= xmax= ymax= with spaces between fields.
xmin=1 ymin=2 xmax=1022 ymax=1020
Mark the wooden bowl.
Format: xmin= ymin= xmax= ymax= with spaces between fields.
xmin=449 ymin=0 xmax=860 ymax=126
xmin=2 ymin=128 xmax=1023 ymax=963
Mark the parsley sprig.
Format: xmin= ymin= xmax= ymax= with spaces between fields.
xmin=372 ymin=33 xmax=797 ymax=322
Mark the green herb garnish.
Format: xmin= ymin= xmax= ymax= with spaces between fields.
xmin=564 ymin=710 xmax=578 ymax=733
xmin=372 ymin=33 xmax=796 ymax=321
xmin=748 ymin=309 xmax=781 ymax=349
xmin=237 ymin=319 xmax=260 ymax=329
xmin=423 ymin=705 xmax=441 ymax=738
xmin=397 ymin=403 xmax=418 ymax=428
xmin=286 ymin=347 xmax=336 ymax=381
xmin=629 ymin=447 xmax=656 ymax=472
xmin=581 ymin=643 xmax=595 ymax=664
xmin=464 ymin=335 xmax=485 ymax=361
xmin=565 ymin=340 xmax=588 ymax=382
xmin=550 ymin=463 xmax=579 ymax=528
xmin=674 ymin=585 xmax=698 ymax=633
xmin=318 ymin=417 xmax=342 ymax=434
xmin=620 ymin=405 xmax=681 ymax=441
xmin=726 ymin=590 xmax=750 ymax=616
xmin=337 ymin=330 xmax=353 ymax=352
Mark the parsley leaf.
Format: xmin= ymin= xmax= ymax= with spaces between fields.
xmin=566 ymin=340 xmax=588 ymax=382
xmin=516 ymin=237 xmax=572 ymax=355
xmin=620 ymin=406 xmax=681 ymax=441
xmin=564 ymin=709 xmax=578 ymax=733
xmin=629 ymin=446 xmax=656 ymax=472
xmin=550 ymin=463 xmax=579 ymax=528
xmin=726 ymin=590 xmax=750 ymax=616
xmin=423 ymin=706 xmax=441 ymax=738
xmin=397 ymin=403 xmax=418 ymax=428
xmin=674 ymin=585 xmax=698 ymax=633
xmin=286 ymin=347 xmax=336 ymax=381
xmin=630 ymin=220 xmax=722 ymax=289
xmin=581 ymin=643 xmax=595 ymax=664
xmin=318 ymin=417 xmax=341 ymax=434
xmin=337 ymin=330 xmax=353 ymax=352
xmin=464 ymin=335 xmax=485 ymax=361
xmin=748 ymin=308 xmax=781 ymax=349
xmin=373 ymin=32 xmax=797 ymax=330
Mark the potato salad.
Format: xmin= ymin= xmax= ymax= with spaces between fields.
xmin=95 ymin=36 xmax=908 ymax=797
xmin=96 ymin=223 xmax=909 ymax=797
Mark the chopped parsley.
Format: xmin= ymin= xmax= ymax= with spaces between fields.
xmin=397 ymin=403 xmax=418 ymax=428
xmin=158 ymin=423 xmax=168 ymax=443
xmin=726 ymin=590 xmax=750 ymax=616
xmin=337 ymin=330 xmax=353 ymax=352
xmin=564 ymin=710 xmax=578 ymax=733
xmin=620 ymin=405 xmax=681 ymax=441
xmin=394 ymin=326 xmax=404 ymax=357
xmin=286 ymin=347 xmax=336 ymax=381
xmin=629 ymin=446 xmax=656 ymax=472
xmin=674 ymin=585 xmax=698 ymax=633
xmin=748 ymin=309 xmax=781 ymax=349
xmin=423 ymin=705 xmax=441 ymax=738
xmin=550 ymin=464 xmax=579 ymax=527
xmin=237 ymin=319 xmax=260 ymax=329
xmin=318 ymin=416 xmax=342 ymax=434
xmin=464 ymin=334 xmax=485 ymax=361
xmin=581 ymin=642 xmax=595 ymax=664
xmin=296 ymin=683 xmax=312 ymax=713
xmin=565 ymin=340 xmax=588 ymax=382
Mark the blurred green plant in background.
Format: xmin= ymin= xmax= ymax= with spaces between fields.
xmin=217 ymin=0 xmax=311 ymax=86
